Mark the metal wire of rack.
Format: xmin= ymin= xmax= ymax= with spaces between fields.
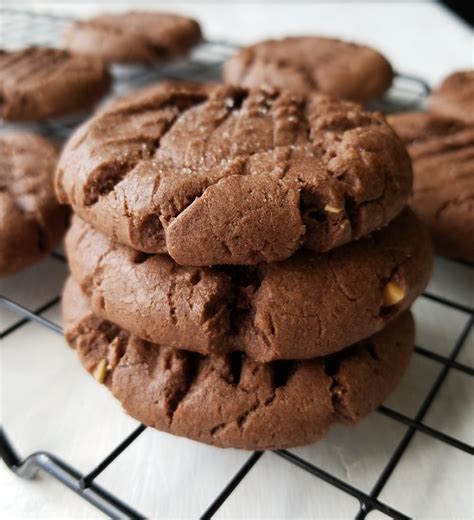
xmin=0 ymin=8 xmax=473 ymax=520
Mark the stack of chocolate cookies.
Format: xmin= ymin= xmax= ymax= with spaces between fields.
xmin=57 ymin=82 xmax=432 ymax=450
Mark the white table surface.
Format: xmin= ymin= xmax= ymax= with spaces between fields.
xmin=1 ymin=1 xmax=473 ymax=519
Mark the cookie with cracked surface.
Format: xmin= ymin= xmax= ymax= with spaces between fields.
xmin=66 ymin=209 xmax=431 ymax=361
xmin=64 ymin=11 xmax=202 ymax=64
xmin=0 ymin=47 xmax=110 ymax=121
xmin=56 ymin=83 xmax=412 ymax=266
xmin=223 ymin=36 xmax=393 ymax=103
xmin=429 ymin=70 xmax=474 ymax=124
xmin=63 ymin=276 xmax=415 ymax=450
xmin=388 ymin=111 xmax=474 ymax=261
xmin=0 ymin=133 xmax=69 ymax=277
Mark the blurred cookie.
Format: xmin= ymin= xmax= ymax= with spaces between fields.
xmin=0 ymin=47 xmax=110 ymax=121
xmin=66 ymin=209 xmax=431 ymax=361
xmin=64 ymin=11 xmax=202 ymax=64
xmin=0 ymin=133 xmax=69 ymax=277
xmin=429 ymin=70 xmax=474 ymax=124
xmin=389 ymin=111 xmax=474 ymax=261
xmin=223 ymin=36 xmax=393 ymax=102
xmin=56 ymin=82 xmax=412 ymax=266
xmin=63 ymin=276 xmax=414 ymax=450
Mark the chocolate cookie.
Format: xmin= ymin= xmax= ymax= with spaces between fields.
xmin=64 ymin=11 xmax=202 ymax=64
xmin=63 ymin=277 xmax=414 ymax=450
xmin=66 ymin=209 xmax=431 ymax=361
xmin=223 ymin=37 xmax=393 ymax=103
xmin=388 ymin=112 xmax=474 ymax=261
xmin=0 ymin=47 xmax=110 ymax=121
xmin=429 ymin=70 xmax=474 ymax=124
xmin=0 ymin=133 xmax=69 ymax=277
xmin=56 ymin=83 xmax=412 ymax=266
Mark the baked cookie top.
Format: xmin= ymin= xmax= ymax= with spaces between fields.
xmin=223 ymin=36 xmax=393 ymax=102
xmin=63 ymin=276 xmax=414 ymax=450
xmin=64 ymin=11 xmax=202 ymax=64
xmin=66 ymin=209 xmax=431 ymax=361
xmin=0 ymin=47 xmax=111 ymax=122
xmin=429 ymin=70 xmax=474 ymax=124
xmin=56 ymin=82 xmax=412 ymax=266
xmin=389 ymin=111 xmax=474 ymax=261
xmin=0 ymin=133 xmax=69 ymax=277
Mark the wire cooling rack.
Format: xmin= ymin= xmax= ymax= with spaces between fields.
xmin=1 ymin=8 xmax=473 ymax=520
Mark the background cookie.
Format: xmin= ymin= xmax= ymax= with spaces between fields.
xmin=64 ymin=11 xmax=202 ymax=64
xmin=389 ymin=111 xmax=474 ymax=261
xmin=223 ymin=36 xmax=393 ymax=102
xmin=56 ymin=83 xmax=412 ymax=266
xmin=429 ymin=70 xmax=474 ymax=124
xmin=0 ymin=133 xmax=69 ymax=277
xmin=0 ymin=47 xmax=110 ymax=121
xmin=66 ymin=209 xmax=431 ymax=361
xmin=63 ymin=277 xmax=414 ymax=450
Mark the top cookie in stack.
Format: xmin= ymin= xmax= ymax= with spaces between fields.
xmin=56 ymin=82 xmax=412 ymax=266
xmin=58 ymin=81 xmax=432 ymax=450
